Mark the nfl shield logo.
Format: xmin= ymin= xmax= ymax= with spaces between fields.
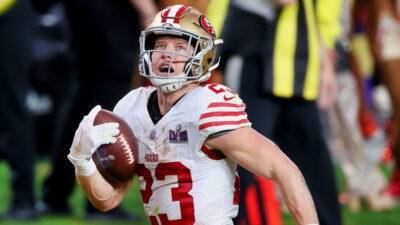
xmin=149 ymin=129 xmax=156 ymax=140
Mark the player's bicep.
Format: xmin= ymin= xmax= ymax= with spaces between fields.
xmin=205 ymin=127 xmax=290 ymax=180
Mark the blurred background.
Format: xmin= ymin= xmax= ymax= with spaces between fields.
xmin=1 ymin=0 xmax=400 ymax=224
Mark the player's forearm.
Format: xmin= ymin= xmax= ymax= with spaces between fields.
xmin=206 ymin=127 xmax=319 ymax=223
xmin=273 ymin=164 xmax=319 ymax=225
xmin=75 ymin=170 xmax=125 ymax=212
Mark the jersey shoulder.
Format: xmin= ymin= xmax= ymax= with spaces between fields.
xmin=197 ymin=83 xmax=251 ymax=137
xmin=113 ymin=86 xmax=155 ymax=117
xmin=197 ymin=83 xmax=245 ymax=109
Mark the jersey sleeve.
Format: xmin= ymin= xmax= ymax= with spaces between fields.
xmin=199 ymin=84 xmax=252 ymax=138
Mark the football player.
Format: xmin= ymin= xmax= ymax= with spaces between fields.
xmin=67 ymin=5 xmax=319 ymax=225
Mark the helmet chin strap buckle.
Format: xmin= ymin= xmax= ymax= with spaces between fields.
xmin=194 ymin=67 xmax=202 ymax=76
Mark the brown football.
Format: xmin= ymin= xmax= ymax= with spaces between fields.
xmin=92 ymin=109 xmax=138 ymax=184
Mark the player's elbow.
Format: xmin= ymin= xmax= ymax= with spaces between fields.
xmin=91 ymin=199 xmax=119 ymax=212
xmin=97 ymin=205 xmax=115 ymax=213
xmin=89 ymin=186 xmax=121 ymax=212
xmin=93 ymin=203 xmax=111 ymax=212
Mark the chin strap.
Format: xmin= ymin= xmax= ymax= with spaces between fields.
xmin=157 ymin=81 xmax=184 ymax=93
xmin=150 ymin=72 xmax=186 ymax=93
xmin=152 ymin=76 xmax=202 ymax=93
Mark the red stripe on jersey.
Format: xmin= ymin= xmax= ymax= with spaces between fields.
xmin=161 ymin=8 xmax=171 ymax=23
xmin=150 ymin=217 xmax=159 ymax=225
xmin=173 ymin=5 xmax=188 ymax=23
xmin=199 ymin=119 xmax=249 ymax=130
xmin=208 ymin=102 xmax=246 ymax=108
xmin=201 ymin=144 xmax=226 ymax=160
xmin=199 ymin=111 xmax=247 ymax=120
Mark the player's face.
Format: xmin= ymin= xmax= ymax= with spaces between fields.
xmin=151 ymin=36 xmax=194 ymax=77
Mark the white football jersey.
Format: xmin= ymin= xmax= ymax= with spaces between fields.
xmin=113 ymin=84 xmax=251 ymax=225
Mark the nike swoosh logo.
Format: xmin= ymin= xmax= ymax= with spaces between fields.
xmin=75 ymin=133 xmax=83 ymax=152
xmin=223 ymin=95 xmax=235 ymax=101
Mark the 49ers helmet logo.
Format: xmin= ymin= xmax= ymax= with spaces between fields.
xmin=199 ymin=16 xmax=215 ymax=37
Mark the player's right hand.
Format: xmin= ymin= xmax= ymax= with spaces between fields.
xmin=67 ymin=105 xmax=120 ymax=176
xmin=69 ymin=105 xmax=120 ymax=160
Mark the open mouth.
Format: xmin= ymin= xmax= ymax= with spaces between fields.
xmin=158 ymin=65 xmax=174 ymax=75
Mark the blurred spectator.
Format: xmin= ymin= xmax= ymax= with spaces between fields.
xmin=325 ymin=0 xmax=395 ymax=212
xmin=28 ymin=1 xmax=76 ymax=158
xmin=217 ymin=0 xmax=343 ymax=224
xmin=0 ymin=0 xmax=38 ymax=220
xmin=350 ymin=0 xmax=387 ymax=163
xmin=360 ymin=0 xmax=400 ymax=198
xmin=36 ymin=0 xmax=157 ymax=221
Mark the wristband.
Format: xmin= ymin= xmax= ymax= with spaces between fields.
xmin=67 ymin=154 xmax=97 ymax=176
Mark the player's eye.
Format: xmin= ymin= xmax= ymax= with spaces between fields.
xmin=176 ymin=45 xmax=187 ymax=52
xmin=154 ymin=44 xmax=165 ymax=50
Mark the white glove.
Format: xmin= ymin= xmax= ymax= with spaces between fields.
xmin=67 ymin=105 xmax=120 ymax=176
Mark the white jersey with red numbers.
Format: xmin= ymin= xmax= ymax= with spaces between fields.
xmin=113 ymin=83 xmax=251 ymax=225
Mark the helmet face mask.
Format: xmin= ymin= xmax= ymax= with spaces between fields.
xmin=139 ymin=5 xmax=222 ymax=93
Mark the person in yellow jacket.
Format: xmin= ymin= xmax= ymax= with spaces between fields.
xmin=0 ymin=0 xmax=16 ymax=16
